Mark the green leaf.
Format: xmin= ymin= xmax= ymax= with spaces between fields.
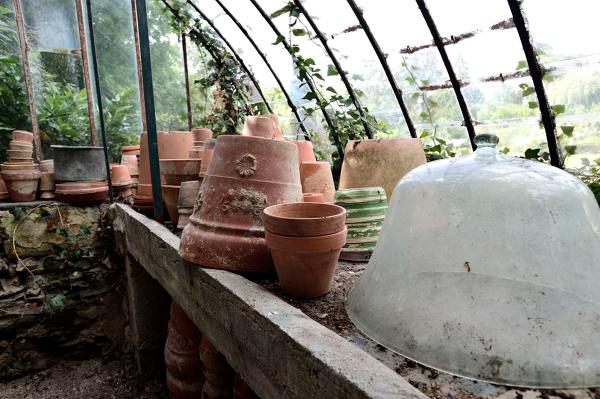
xmin=516 ymin=60 xmax=528 ymax=70
xmin=524 ymin=148 xmax=541 ymax=159
xmin=419 ymin=130 xmax=430 ymax=138
xmin=270 ymin=4 xmax=291 ymax=18
xmin=292 ymin=28 xmax=307 ymax=36
xmin=419 ymin=111 xmax=429 ymax=120
xmin=272 ymin=35 xmax=285 ymax=45
xmin=302 ymin=92 xmax=317 ymax=101
xmin=326 ymin=64 xmax=338 ymax=76
xmin=304 ymin=58 xmax=315 ymax=65
xmin=564 ymin=145 xmax=577 ymax=155
xmin=500 ymin=147 xmax=511 ymax=154
xmin=560 ymin=125 xmax=574 ymax=137
xmin=551 ymin=104 xmax=566 ymax=115
xmin=522 ymin=87 xmax=535 ymax=97
xmin=528 ymin=101 xmax=538 ymax=109
xmin=325 ymin=86 xmax=337 ymax=94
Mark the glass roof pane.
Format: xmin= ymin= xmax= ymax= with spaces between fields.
xmin=426 ymin=0 xmax=512 ymax=35
xmin=21 ymin=0 xmax=80 ymax=52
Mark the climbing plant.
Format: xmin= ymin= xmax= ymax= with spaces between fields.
xmin=160 ymin=0 xmax=252 ymax=136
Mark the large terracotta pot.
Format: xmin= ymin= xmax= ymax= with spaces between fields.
xmin=161 ymin=184 xmax=181 ymax=223
xmin=338 ymin=138 xmax=426 ymax=199
xmin=241 ymin=116 xmax=275 ymax=139
xmin=1 ymin=169 xmax=40 ymax=202
xmin=265 ymin=227 xmax=347 ymax=298
xmin=159 ymin=159 xmax=201 ymax=185
xmin=180 ymin=135 xmax=302 ymax=273
xmin=164 ymin=302 xmax=204 ymax=399
xmin=292 ymin=140 xmax=316 ymax=166
xmin=200 ymin=338 xmax=234 ymax=399
xmin=299 ymin=161 xmax=335 ymax=203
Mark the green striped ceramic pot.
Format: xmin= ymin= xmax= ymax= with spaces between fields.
xmin=334 ymin=187 xmax=388 ymax=262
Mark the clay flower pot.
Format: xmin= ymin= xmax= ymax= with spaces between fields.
xmin=241 ymin=116 xmax=275 ymax=139
xmin=161 ymin=184 xmax=181 ymax=223
xmin=179 ymin=135 xmax=303 ymax=272
xmin=12 ymin=130 xmax=33 ymax=143
xmin=52 ymin=146 xmax=107 ymax=182
xmin=177 ymin=180 xmax=200 ymax=209
xmin=121 ymin=153 xmax=139 ymax=176
xmin=265 ymin=114 xmax=284 ymax=140
xmin=303 ymin=192 xmax=325 ymax=203
xmin=265 ymin=227 xmax=347 ymax=298
xmin=0 ymin=177 xmax=9 ymax=200
xmin=263 ymin=202 xmax=346 ymax=237
xmin=292 ymin=140 xmax=317 ymax=166
xmin=39 ymin=159 xmax=54 ymax=173
xmin=39 ymin=172 xmax=56 ymax=199
xmin=7 ymin=149 xmax=33 ymax=160
xmin=1 ymin=162 xmax=37 ymax=173
xmin=199 ymin=140 xmax=216 ymax=178
xmin=9 ymin=142 xmax=33 ymax=151
xmin=192 ymin=127 xmax=213 ymax=142
xmin=111 ymin=164 xmax=133 ymax=192
xmin=338 ymin=138 xmax=426 ymax=199
xmin=1 ymin=170 xmax=41 ymax=202
xmin=121 ymin=144 xmax=140 ymax=156
xmin=55 ymin=182 xmax=109 ymax=204
xmin=300 ymin=161 xmax=336 ymax=203
xmin=159 ymin=159 xmax=201 ymax=185
xmin=164 ymin=302 xmax=204 ymax=398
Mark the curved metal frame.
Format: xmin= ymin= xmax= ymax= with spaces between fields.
xmin=292 ymin=0 xmax=373 ymax=139
xmin=248 ymin=0 xmax=341 ymax=151
xmin=346 ymin=0 xmax=417 ymax=139
xmin=161 ymin=0 xmax=271 ymax=115
xmin=415 ymin=0 xmax=477 ymax=150
xmin=204 ymin=0 xmax=309 ymax=137
xmin=507 ymin=0 xmax=562 ymax=168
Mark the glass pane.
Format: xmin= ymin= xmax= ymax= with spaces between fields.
xmin=21 ymin=0 xmax=80 ymax=51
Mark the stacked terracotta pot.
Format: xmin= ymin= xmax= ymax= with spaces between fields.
xmin=263 ymin=202 xmax=347 ymax=298
xmin=111 ymin=164 xmax=135 ymax=199
xmin=52 ymin=145 xmax=109 ymax=204
xmin=0 ymin=130 xmax=41 ymax=202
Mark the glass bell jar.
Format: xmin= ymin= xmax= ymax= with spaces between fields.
xmin=346 ymin=134 xmax=600 ymax=388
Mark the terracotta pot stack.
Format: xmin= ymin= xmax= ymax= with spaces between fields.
xmin=111 ymin=164 xmax=134 ymax=199
xmin=263 ymin=202 xmax=347 ymax=298
xmin=177 ymin=180 xmax=200 ymax=229
xmin=159 ymin=159 xmax=201 ymax=223
xmin=300 ymin=161 xmax=336 ymax=203
xmin=52 ymin=146 xmax=109 ymax=204
xmin=0 ymin=130 xmax=41 ymax=202
xmin=190 ymin=128 xmax=212 ymax=159
xmin=179 ymin=135 xmax=303 ymax=273
xmin=39 ymin=160 xmax=55 ymax=199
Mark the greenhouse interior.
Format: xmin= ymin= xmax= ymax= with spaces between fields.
xmin=1 ymin=0 xmax=599 ymax=398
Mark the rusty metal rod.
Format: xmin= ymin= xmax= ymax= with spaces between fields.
xmin=181 ymin=33 xmax=193 ymax=130
xmin=130 ymin=0 xmax=147 ymax=132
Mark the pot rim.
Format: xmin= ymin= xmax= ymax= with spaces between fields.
xmin=50 ymin=145 xmax=104 ymax=150
xmin=264 ymin=202 xmax=346 ymax=222
xmin=265 ymin=227 xmax=347 ymax=252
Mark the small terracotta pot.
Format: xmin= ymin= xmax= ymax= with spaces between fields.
xmin=39 ymin=160 xmax=54 ymax=173
xmin=0 ymin=177 xmax=9 ymax=200
xmin=177 ymin=180 xmax=201 ymax=208
xmin=111 ymin=164 xmax=132 ymax=186
xmin=7 ymin=149 xmax=33 ymax=159
xmin=1 ymin=171 xmax=40 ymax=202
xmin=39 ymin=172 xmax=56 ymax=199
xmin=263 ymin=202 xmax=346 ymax=237
xmin=300 ymin=161 xmax=335 ymax=203
xmin=9 ymin=142 xmax=33 ymax=151
xmin=241 ymin=116 xmax=275 ymax=139
xmin=265 ymin=114 xmax=284 ymax=140
xmin=192 ymin=127 xmax=213 ymax=142
xmin=161 ymin=184 xmax=181 ymax=223
xmin=265 ymin=227 xmax=346 ymax=298
xmin=303 ymin=192 xmax=325 ymax=203
xmin=292 ymin=140 xmax=317 ymax=166
xmin=12 ymin=130 xmax=33 ymax=143
xmin=199 ymin=140 xmax=216 ymax=177
xmin=159 ymin=159 xmax=201 ymax=185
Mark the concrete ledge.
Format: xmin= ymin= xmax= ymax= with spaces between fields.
xmin=112 ymin=203 xmax=426 ymax=399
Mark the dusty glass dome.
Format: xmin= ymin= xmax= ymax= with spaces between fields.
xmin=346 ymin=134 xmax=600 ymax=388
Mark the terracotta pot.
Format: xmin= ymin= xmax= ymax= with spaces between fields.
xmin=121 ymin=144 xmax=140 ymax=156
xmin=121 ymin=153 xmax=139 ymax=176
xmin=233 ymin=375 xmax=258 ymax=399
xmin=300 ymin=161 xmax=335 ymax=203
xmin=338 ymin=138 xmax=426 ymax=199
xmin=200 ymin=338 xmax=234 ymax=399
xmin=192 ymin=127 xmax=213 ymax=142
xmin=7 ymin=149 xmax=33 ymax=159
xmin=303 ymin=192 xmax=324 ymax=203
xmin=189 ymin=149 xmax=203 ymax=159
xmin=164 ymin=302 xmax=204 ymax=399
xmin=265 ymin=114 xmax=284 ymax=140
xmin=0 ymin=177 xmax=9 ymax=200
xmin=177 ymin=208 xmax=193 ymax=230
xmin=162 ymin=184 xmax=181 ymax=223
xmin=180 ymin=135 xmax=303 ymax=273
xmin=265 ymin=227 xmax=347 ymax=298
xmin=39 ymin=159 xmax=54 ymax=173
xmin=263 ymin=202 xmax=346 ymax=237
xmin=159 ymin=159 xmax=201 ymax=185
xmin=55 ymin=182 xmax=108 ymax=204
xmin=39 ymin=172 xmax=56 ymax=199
xmin=241 ymin=116 xmax=275 ymax=139
xmin=12 ymin=130 xmax=33 ymax=143
xmin=1 ymin=171 xmax=40 ymax=202
xmin=52 ymin=145 xmax=107 ymax=182
xmin=1 ymin=162 xmax=38 ymax=173
xmin=9 ymin=142 xmax=33 ymax=151
xmin=178 ymin=180 xmax=201 ymax=208
xmin=111 ymin=164 xmax=132 ymax=186
xmin=292 ymin=140 xmax=316 ymax=166
xmin=199 ymin=140 xmax=216 ymax=178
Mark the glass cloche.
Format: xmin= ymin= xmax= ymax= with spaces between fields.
xmin=346 ymin=134 xmax=600 ymax=388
